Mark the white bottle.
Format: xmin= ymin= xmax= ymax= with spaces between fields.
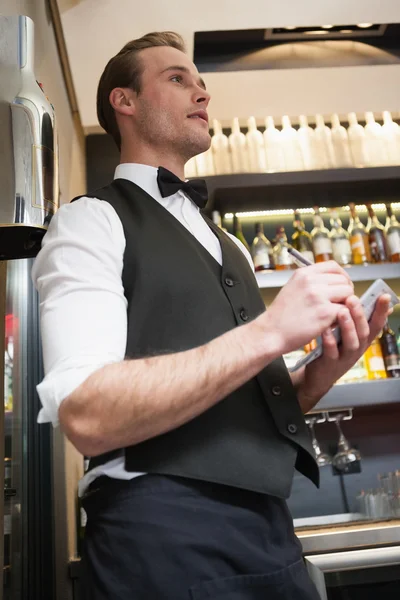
xmin=228 ymin=118 xmax=250 ymax=173
xmin=364 ymin=112 xmax=388 ymax=166
xmin=280 ymin=115 xmax=304 ymax=171
xmin=347 ymin=112 xmax=368 ymax=167
xmin=314 ymin=114 xmax=335 ymax=169
xmin=263 ymin=116 xmax=285 ymax=172
xmin=246 ymin=116 xmax=267 ymax=172
xmin=211 ymin=119 xmax=232 ymax=174
xmin=330 ymin=114 xmax=353 ymax=168
xmin=184 ymin=156 xmax=198 ymax=178
xmin=297 ymin=115 xmax=318 ymax=170
xmin=381 ymin=111 xmax=400 ymax=166
xmin=195 ymin=147 xmax=215 ymax=177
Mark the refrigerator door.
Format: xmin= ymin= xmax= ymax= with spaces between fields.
xmin=1 ymin=259 xmax=55 ymax=599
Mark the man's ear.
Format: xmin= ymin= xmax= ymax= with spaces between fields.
xmin=109 ymin=87 xmax=136 ymax=116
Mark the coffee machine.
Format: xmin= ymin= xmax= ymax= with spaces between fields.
xmin=0 ymin=14 xmax=59 ymax=260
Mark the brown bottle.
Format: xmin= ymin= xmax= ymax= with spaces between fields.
xmin=379 ymin=321 xmax=400 ymax=378
xmin=366 ymin=204 xmax=388 ymax=263
xmin=348 ymin=203 xmax=372 ymax=265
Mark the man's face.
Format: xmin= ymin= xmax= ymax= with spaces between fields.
xmin=132 ymin=46 xmax=211 ymax=161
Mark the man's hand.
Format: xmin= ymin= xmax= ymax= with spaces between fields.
xmin=256 ymin=261 xmax=355 ymax=357
xmin=293 ymin=293 xmax=393 ymax=413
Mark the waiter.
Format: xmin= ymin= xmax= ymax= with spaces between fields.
xmin=32 ymin=31 xmax=391 ymax=599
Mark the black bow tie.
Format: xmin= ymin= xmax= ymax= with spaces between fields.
xmin=157 ymin=167 xmax=208 ymax=209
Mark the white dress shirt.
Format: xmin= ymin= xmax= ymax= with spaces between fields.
xmin=32 ymin=163 xmax=254 ymax=494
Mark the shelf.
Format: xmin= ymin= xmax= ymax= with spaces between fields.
xmin=314 ymin=379 xmax=400 ymax=411
xmin=256 ymin=263 xmax=400 ymax=289
xmin=204 ymin=166 xmax=400 ymax=212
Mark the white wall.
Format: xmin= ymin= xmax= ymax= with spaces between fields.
xmin=58 ymin=0 xmax=400 ymax=129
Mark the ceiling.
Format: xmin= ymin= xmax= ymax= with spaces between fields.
xmin=57 ymin=0 xmax=400 ymax=132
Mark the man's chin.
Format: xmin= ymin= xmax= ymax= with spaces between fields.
xmin=188 ymin=135 xmax=211 ymax=158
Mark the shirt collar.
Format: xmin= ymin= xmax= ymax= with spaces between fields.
xmin=114 ymin=163 xmax=163 ymax=202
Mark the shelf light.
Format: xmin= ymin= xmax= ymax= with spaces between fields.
xmin=322 ymin=25 xmax=334 ymax=29
xmin=285 ymin=26 xmax=297 ymax=30
xmin=339 ymin=29 xmax=353 ymax=34
xmin=357 ymin=23 xmax=373 ymax=28
xmin=223 ymin=203 xmax=400 ymax=219
xmin=304 ymin=30 xmax=329 ymax=35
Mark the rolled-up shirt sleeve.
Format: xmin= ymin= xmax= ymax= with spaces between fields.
xmin=31 ymin=197 xmax=127 ymax=427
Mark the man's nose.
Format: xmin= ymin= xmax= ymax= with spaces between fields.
xmin=194 ymin=88 xmax=210 ymax=106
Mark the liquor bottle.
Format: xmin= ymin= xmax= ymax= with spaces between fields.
xmin=297 ymin=115 xmax=319 ymax=170
xmin=311 ymin=208 xmax=333 ymax=262
xmin=304 ymin=339 xmax=318 ymax=354
xmin=330 ymin=114 xmax=353 ymax=168
xmin=263 ymin=116 xmax=285 ymax=172
xmin=365 ymin=203 xmax=388 ymax=263
xmin=384 ymin=204 xmax=400 ymax=262
xmin=195 ymin=147 xmax=215 ymax=176
xmin=329 ymin=209 xmax=352 ymax=266
xmin=381 ymin=111 xmax=400 ymax=166
xmin=364 ymin=112 xmax=389 ymax=166
xmin=364 ymin=337 xmax=387 ymax=380
xmin=348 ymin=203 xmax=372 ymax=265
xmin=314 ymin=114 xmax=335 ymax=169
xmin=272 ymin=226 xmax=293 ymax=270
xmin=280 ymin=115 xmax=304 ymax=171
xmin=184 ymin=156 xmax=198 ymax=178
xmin=233 ymin=215 xmax=250 ymax=252
xmin=211 ymin=119 xmax=232 ymax=174
xmin=379 ymin=321 xmax=400 ymax=378
xmin=246 ymin=116 xmax=267 ymax=172
xmin=347 ymin=112 xmax=368 ymax=167
xmin=228 ymin=118 xmax=250 ymax=173
xmin=250 ymin=223 xmax=273 ymax=271
xmin=211 ymin=210 xmax=227 ymax=232
xmin=291 ymin=211 xmax=314 ymax=264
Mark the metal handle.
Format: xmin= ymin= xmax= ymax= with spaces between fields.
xmin=306 ymin=545 xmax=400 ymax=572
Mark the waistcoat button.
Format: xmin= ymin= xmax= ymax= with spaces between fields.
xmin=271 ymin=385 xmax=282 ymax=396
xmin=287 ymin=423 xmax=298 ymax=434
xmin=239 ymin=309 xmax=249 ymax=321
xmin=224 ymin=277 xmax=234 ymax=287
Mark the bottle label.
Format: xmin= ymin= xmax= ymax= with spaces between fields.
xmin=384 ymin=354 xmax=400 ymax=369
xmin=275 ymin=246 xmax=292 ymax=266
xmin=369 ymin=234 xmax=387 ymax=261
xmin=368 ymin=356 xmax=386 ymax=372
xmin=332 ymin=239 xmax=352 ymax=263
xmin=313 ymin=237 xmax=332 ymax=256
xmin=253 ymin=248 xmax=271 ymax=269
xmin=350 ymin=233 xmax=370 ymax=260
xmin=387 ymin=231 xmax=400 ymax=255
xmin=300 ymin=251 xmax=315 ymax=264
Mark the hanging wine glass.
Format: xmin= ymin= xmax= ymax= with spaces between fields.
xmin=329 ymin=412 xmax=361 ymax=471
xmin=305 ymin=416 xmax=332 ymax=467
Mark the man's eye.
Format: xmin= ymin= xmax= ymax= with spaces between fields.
xmin=171 ymin=75 xmax=183 ymax=83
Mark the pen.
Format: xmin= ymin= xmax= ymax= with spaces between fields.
xmin=286 ymin=244 xmax=314 ymax=268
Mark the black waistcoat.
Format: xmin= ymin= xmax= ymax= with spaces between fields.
xmin=77 ymin=179 xmax=319 ymax=497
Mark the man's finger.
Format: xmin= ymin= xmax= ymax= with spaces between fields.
xmin=368 ymin=294 xmax=392 ymax=341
